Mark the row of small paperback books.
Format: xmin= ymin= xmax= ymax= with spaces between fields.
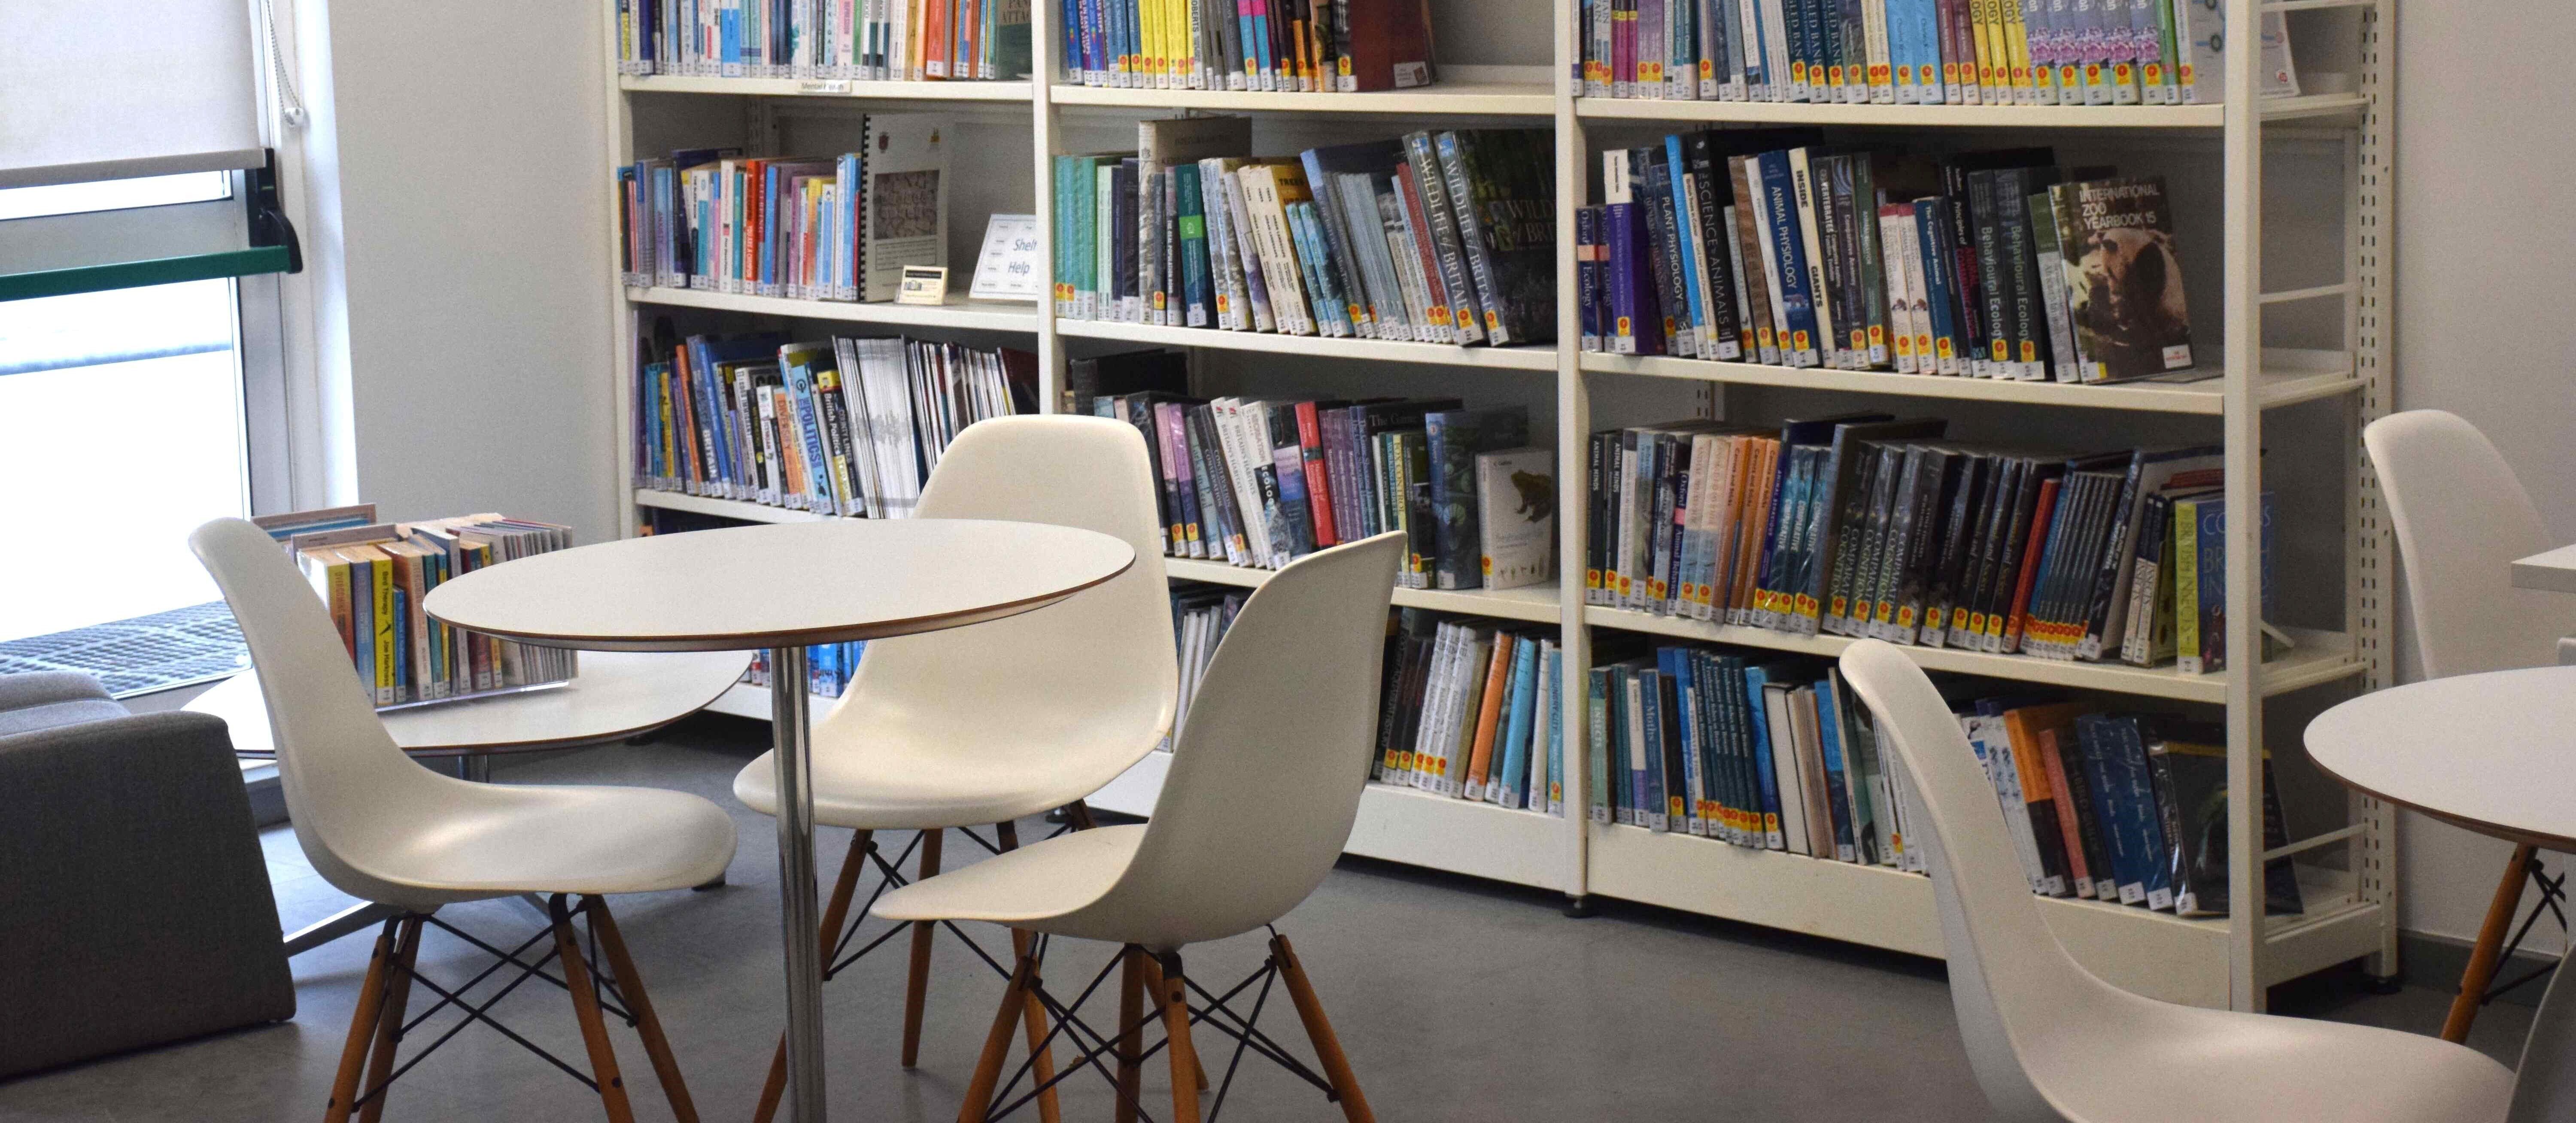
xmin=1086 ymin=369 xmax=1557 ymax=589
xmin=634 ymin=325 xmax=1038 ymax=518
xmin=614 ymin=0 xmax=1033 ymax=80
xmin=1372 ymin=611 xmax=1567 ymax=816
xmin=616 ymin=116 xmax=950 ymax=304
xmin=1589 ymin=649 xmax=2302 ymax=917
xmin=1169 ymin=587 xmax=1247 ymax=750
xmin=1052 ymin=118 xmax=1555 ymax=347
xmin=1055 ymin=0 xmax=1435 ymax=91
xmin=1587 ymin=413 xmax=2274 ymax=669
xmin=1578 ymin=134 xmax=2196 ymax=386
xmin=743 ymin=642 xmax=871 ymax=697
xmin=1961 ymin=701 xmax=2299 ymax=915
xmin=1576 ymin=0 xmax=2242 ymax=106
xmin=283 ymin=513 xmax=578 ymax=709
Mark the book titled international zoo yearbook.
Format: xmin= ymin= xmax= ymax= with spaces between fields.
xmin=2060 ymin=176 xmax=2195 ymax=384
xmin=1425 ymin=406 xmax=1531 ymax=590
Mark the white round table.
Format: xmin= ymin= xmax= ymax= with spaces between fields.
xmin=2307 ymin=665 xmax=2576 ymax=1044
xmin=424 ymin=519 xmax=1135 ymax=1123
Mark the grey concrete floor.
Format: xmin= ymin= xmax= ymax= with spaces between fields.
xmin=0 ymin=714 xmax=2538 ymax=1122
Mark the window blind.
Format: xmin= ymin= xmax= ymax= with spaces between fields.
xmin=0 ymin=0 xmax=266 ymax=189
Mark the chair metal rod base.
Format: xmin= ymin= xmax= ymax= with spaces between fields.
xmin=769 ymin=646 xmax=826 ymax=1123
xmin=289 ymin=901 xmax=404 ymax=958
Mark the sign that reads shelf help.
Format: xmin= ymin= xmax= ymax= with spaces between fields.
xmin=969 ymin=214 xmax=1043 ymax=303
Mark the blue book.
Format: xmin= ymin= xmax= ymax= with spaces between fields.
xmin=1546 ymin=645 xmax=1566 ymax=815
xmin=1576 ymin=206 xmax=1601 ymax=350
xmin=1638 ymin=668 xmax=1669 ymax=832
xmin=1813 ymin=679 xmax=1858 ymax=862
xmin=1757 ymin=151 xmax=1823 ymax=367
xmin=1662 ymin=136 xmax=1710 ymax=357
xmin=1913 ymin=198 xmax=1960 ymax=373
xmin=1493 ymin=635 xmax=1540 ymax=808
xmin=1743 ymin=663 xmax=1785 ymax=849
xmin=1174 ymin=165 xmax=1213 ymax=328
xmin=2074 ymin=713 xmax=2140 ymax=895
xmin=1661 ymin=648 xmax=1703 ymax=835
xmin=1588 ymin=665 xmax=1616 ymax=824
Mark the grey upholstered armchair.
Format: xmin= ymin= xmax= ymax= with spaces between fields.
xmin=0 ymin=672 xmax=295 ymax=1079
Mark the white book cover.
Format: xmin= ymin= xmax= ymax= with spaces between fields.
xmin=1764 ymin=682 xmax=1809 ymax=854
xmin=860 ymin=114 xmax=949 ymax=304
xmin=1475 ymin=448 xmax=1556 ymax=591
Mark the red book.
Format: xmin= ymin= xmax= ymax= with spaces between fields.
xmin=2000 ymin=477 xmax=2060 ymax=653
xmin=1293 ymin=401 xmax=1339 ymax=546
xmin=1338 ymin=0 xmax=1435 ymax=91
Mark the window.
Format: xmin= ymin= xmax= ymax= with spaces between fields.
xmin=0 ymin=175 xmax=290 ymax=642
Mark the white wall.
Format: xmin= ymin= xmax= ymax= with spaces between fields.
xmin=2390 ymin=0 xmax=2576 ymax=952
xmin=292 ymin=0 xmax=617 ymax=544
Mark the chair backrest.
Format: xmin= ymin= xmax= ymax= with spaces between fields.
xmin=1838 ymin=639 xmax=2137 ymax=1120
xmin=1080 ymin=532 xmax=1403 ymax=949
xmin=819 ymin=415 xmax=1177 ymax=765
xmin=189 ymin=517 xmax=452 ymax=906
xmin=2364 ymin=409 xmax=2573 ymax=678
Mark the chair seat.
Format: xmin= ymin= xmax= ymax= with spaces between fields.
xmin=2035 ymin=1001 xmax=2514 ymax=1123
xmin=873 ymin=824 xmax=1143 ymax=938
xmin=361 ymin=782 xmax=737 ymax=909
xmin=733 ymin=736 xmax=1150 ymax=831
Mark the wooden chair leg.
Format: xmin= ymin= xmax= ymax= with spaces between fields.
xmin=957 ymin=951 xmax=1040 ymax=1123
xmin=1270 ymin=933 xmax=1376 ymax=1123
xmin=355 ymin=915 xmax=425 ymax=1123
xmin=586 ymin=897 xmax=700 ymax=1123
xmin=756 ymin=830 xmax=873 ymax=1123
xmin=2445 ymin=843 xmax=2538 ymax=1043
xmin=551 ymin=895 xmax=637 ymax=1123
xmin=324 ymin=918 xmax=402 ymax=1123
xmin=1115 ymin=947 xmax=1146 ymax=1123
xmin=902 ymin=827 xmax=945 ymax=1068
xmin=995 ymin=823 xmax=1063 ymax=1123
xmin=1139 ymin=954 xmax=1209 ymax=1091
xmin=1155 ymin=952 xmax=1203 ymax=1123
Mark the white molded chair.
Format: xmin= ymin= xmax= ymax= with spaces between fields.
xmin=2364 ymin=409 xmax=2576 ymax=1041
xmin=1836 ymin=637 xmax=2517 ymax=1123
xmin=876 ymin=531 xmax=1403 ymax=1123
xmin=190 ymin=517 xmax=736 ymax=1123
xmin=732 ymin=414 xmax=1179 ymax=1117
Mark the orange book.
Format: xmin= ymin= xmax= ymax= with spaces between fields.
xmin=1461 ymin=630 xmax=1518 ymax=797
xmin=2035 ymin=727 xmax=2097 ymax=898
xmin=2001 ymin=701 xmax=2091 ymax=897
xmin=1996 ymin=477 xmax=2060 ymax=651
xmin=921 ymin=0 xmax=949 ymax=77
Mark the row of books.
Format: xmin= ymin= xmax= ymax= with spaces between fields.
xmin=1588 ymin=646 xmax=2302 ymax=917
xmin=1055 ymin=0 xmax=1436 ymax=91
xmin=633 ymin=326 xmax=1037 ymax=518
xmin=1084 ymin=362 xmax=1558 ymax=590
xmin=617 ymin=116 xmax=950 ymax=304
xmin=1960 ymin=701 xmax=2299 ymax=916
xmin=1586 ymin=413 xmax=2273 ymax=669
xmin=614 ymin=0 xmax=1032 ymax=80
xmin=1170 ymin=586 xmax=1247 ymax=750
xmin=1373 ymin=610 xmax=1567 ymax=816
xmin=1052 ymin=118 xmax=1555 ymax=347
xmin=744 ymin=642 xmax=872 ymax=698
xmin=1578 ymin=135 xmax=2197 ymax=386
xmin=1590 ymin=649 xmax=1911 ymax=864
xmin=1575 ymin=0 xmax=2246 ymax=106
xmin=287 ymin=515 xmax=578 ymax=709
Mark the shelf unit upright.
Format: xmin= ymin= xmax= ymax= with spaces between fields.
xmin=598 ymin=0 xmax=2397 ymax=1012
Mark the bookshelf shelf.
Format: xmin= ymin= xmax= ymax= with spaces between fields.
xmin=1166 ymin=556 xmax=1563 ymax=623
xmin=1585 ymin=607 xmax=2360 ymax=704
xmin=620 ymin=75 xmax=1036 ymax=101
xmin=627 ymin=286 xmax=1041 ymax=333
xmin=1059 ymin=318 xmax=1559 ymax=371
xmin=1581 ymin=353 xmax=2362 ymax=414
xmin=1051 ymin=79 xmax=1555 ymax=117
xmin=604 ymin=0 xmax=2395 ymax=1013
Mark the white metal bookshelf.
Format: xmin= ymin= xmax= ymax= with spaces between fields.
xmin=600 ymin=0 xmax=2396 ymax=1012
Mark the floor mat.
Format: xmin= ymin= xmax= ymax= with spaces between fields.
xmin=0 ymin=601 xmax=249 ymax=698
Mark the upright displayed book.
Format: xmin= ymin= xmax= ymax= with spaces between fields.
xmin=282 ymin=513 xmax=578 ymax=710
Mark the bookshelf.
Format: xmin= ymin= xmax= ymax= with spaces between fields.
xmin=599 ymin=0 xmax=2396 ymax=1013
